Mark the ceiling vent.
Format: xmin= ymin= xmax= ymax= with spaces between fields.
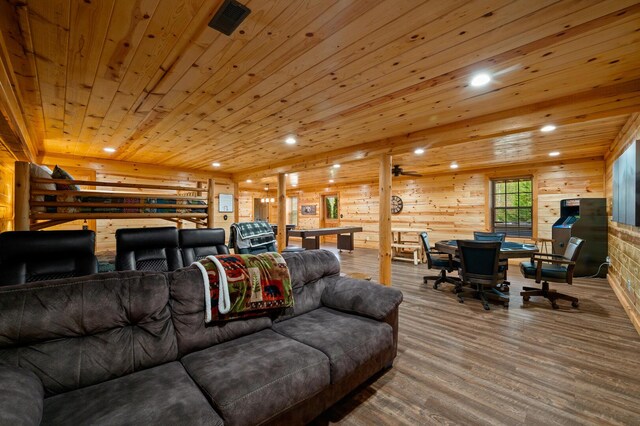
xmin=208 ymin=0 xmax=251 ymax=36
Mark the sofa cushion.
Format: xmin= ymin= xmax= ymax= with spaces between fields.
xmin=42 ymin=361 xmax=222 ymax=426
xmin=277 ymin=249 xmax=341 ymax=321
xmin=169 ymin=266 xmax=272 ymax=356
xmin=0 ymin=365 xmax=43 ymax=426
xmin=0 ymin=271 xmax=178 ymax=396
xmin=181 ymin=329 xmax=329 ymax=426
xmin=322 ymin=276 xmax=403 ymax=320
xmin=272 ymin=307 xmax=394 ymax=384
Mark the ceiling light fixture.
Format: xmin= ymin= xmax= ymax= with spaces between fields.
xmin=329 ymin=179 xmax=334 ymax=183
xmin=285 ymin=137 xmax=296 ymax=145
xmin=333 ymin=164 xmax=341 ymax=169
xmin=450 ymin=162 xmax=459 ymax=169
xmin=414 ymin=148 xmax=425 ymax=155
xmin=212 ymin=162 xmax=221 ymax=167
xmin=541 ymin=124 xmax=556 ymax=132
xmin=549 ymin=151 xmax=560 ymax=157
xmin=470 ymin=73 xmax=491 ymax=87
xmin=246 ymin=179 xmax=252 ymax=183
xmin=103 ymin=147 xmax=116 ymax=153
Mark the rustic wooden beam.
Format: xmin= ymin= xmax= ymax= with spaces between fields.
xmin=14 ymin=161 xmax=29 ymax=230
xmin=379 ymin=153 xmax=392 ymax=286
xmin=39 ymin=153 xmax=233 ymax=181
xmin=277 ymin=173 xmax=286 ymax=252
xmin=207 ymin=179 xmax=215 ymax=228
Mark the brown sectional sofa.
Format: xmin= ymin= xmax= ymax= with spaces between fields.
xmin=0 ymin=250 xmax=402 ymax=425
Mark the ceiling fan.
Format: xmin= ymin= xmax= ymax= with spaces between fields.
xmin=392 ymin=165 xmax=422 ymax=177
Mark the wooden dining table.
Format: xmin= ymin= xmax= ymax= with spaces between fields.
xmin=434 ymin=240 xmax=539 ymax=290
xmin=434 ymin=240 xmax=539 ymax=259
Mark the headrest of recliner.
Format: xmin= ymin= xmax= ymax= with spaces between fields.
xmin=0 ymin=230 xmax=96 ymax=260
xmin=179 ymin=228 xmax=226 ymax=247
xmin=116 ymin=227 xmax=179 ymax=251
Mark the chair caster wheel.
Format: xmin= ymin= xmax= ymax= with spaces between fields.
xmin=552 ymin=302 xmax=559 ymax=310
xmin=523 ymin=296 xmax=530 ymax=302
xmin=571 ymin=301 xmax=579 ymax=308
xmin=433 ymin=283 xmax=438 ymax=290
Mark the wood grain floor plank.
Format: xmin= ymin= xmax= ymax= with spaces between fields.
xmin=311 ymin=246 xmax=640 ymax=425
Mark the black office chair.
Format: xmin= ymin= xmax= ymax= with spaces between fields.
xmin=179 ymin=228 xmax=230 ymax=264
xmin=456 ymin=240 xmax=508 ymax=310
xmin=520 ymin=237 xmax=584 ymax=309
xmin=419 ymin=232 xmax=459 ymax=289
xmin=474 ymin=231 xmax=509 ymax=290
xmin=116 ymin=227 xmax=183 ymax=271
xmin=0 ymin=230 xmax=98 ymax=286
xmin=473 ymin=231 xmax=506 ymax=242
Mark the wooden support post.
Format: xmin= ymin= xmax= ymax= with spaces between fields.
xmin=15 ymin=161 xmax=30 ymax=230
xmin=379 ymin=154 xmax=392 ymax=285
xmin=277 ymin=173 xmax=287 ymax=252
xmin=233 ymin=181 xmax=239 ymax=223
xmin=196 ymin=182 xmax=205 ymax=228
xmin=207 ymin=179 xmax=215 ymax=228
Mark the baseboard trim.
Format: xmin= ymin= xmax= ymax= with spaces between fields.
xmin=607 ymin=275 xmax=640 ymax=336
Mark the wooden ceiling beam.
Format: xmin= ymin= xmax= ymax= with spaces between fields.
xmin=39 ymin=153 xmax=232 ymax=182
xmin=232 ymin=79 xmax=640 ymax=181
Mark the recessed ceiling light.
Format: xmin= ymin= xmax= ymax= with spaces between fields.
xmin=470 ymin=73 xmax=491 ymax=87
xmin=246 ymin=179 xmax=252 ymax=183
xmin=549 ymin=151 xmax=560 ymax=157
xmin=211 ymin=162 xmax=221 ymax=167
xmin=333 ymin=164 xmax=341 ymax=169
xmin=541 ymin=124 xmax=556 ymax=132
xmin=292 ymin=184 xmax=297 ymax=187
xmin=450 ymin=162 xmax=459 ymax=169
xmin=103 ymin=147 xmax=116 ymax=153
xmin=414 ymin=148 xmax=425 ymax=155
xmin=329 ymin=179 xmax=334 ymax=183
xmin=285 ymin=137 xmax=296 ymax=145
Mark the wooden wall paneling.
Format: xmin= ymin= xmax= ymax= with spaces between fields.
xmin=604 ymin=113 xmax=640 ymax=334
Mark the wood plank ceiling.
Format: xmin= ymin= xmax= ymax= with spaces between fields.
xmin=1 ymin=0 xmax=639 ymax=188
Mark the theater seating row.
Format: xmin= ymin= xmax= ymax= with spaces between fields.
xmin=0 ymin=227 xmax=229 ymax=286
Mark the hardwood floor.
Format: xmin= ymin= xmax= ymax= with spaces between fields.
xmin=313 ymin=247 xmax=640 ymax=426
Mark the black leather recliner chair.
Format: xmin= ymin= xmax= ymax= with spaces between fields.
xmin=0 ymin=230 xmax=98 ymax=286
xmin=115 ymin=227 xmax=183 ymax=272
xmin=179 ymin=228 xmax=229 ymax=264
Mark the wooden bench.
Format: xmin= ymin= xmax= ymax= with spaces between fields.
xmin=391 ymin=243 xmax=422 ymax=265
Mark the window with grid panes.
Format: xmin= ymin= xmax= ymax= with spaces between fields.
xmin=491 ymin=177 xmax=533 ymax=237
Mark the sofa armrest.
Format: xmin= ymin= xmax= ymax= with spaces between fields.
xmin=321 ymin=276 xmax=403 ymax=320
xmin=0 ymin=365 xmax=44 ymax=425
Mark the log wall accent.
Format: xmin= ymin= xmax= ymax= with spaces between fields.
xmin=292 ymin=158 xmax=604 ymax=252
xmin=605 ymin=113 xmax=640 ymax=334
xmin=0 ymin=155 xmax=14 ymax=231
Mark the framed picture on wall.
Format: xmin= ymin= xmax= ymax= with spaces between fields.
xmin=218 ymin=193 xmax=233 ymax=213
xmin=301 ymin=205 xmax=317 ymax=215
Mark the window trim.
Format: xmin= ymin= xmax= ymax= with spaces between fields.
xmin=490 ymin=175 xmax=534 ymax=238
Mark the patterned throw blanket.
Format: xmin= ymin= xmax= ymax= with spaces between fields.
xmin=193 ymin=252 xmax=293 ymax=323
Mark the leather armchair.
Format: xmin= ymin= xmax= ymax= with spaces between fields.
xmin=0 ymin=230 xmax=98 ymax=286
xmin=179 ymin=228 xmax=229 ymax=264
xmin=116 ymin=227 xmax=183 ymax=272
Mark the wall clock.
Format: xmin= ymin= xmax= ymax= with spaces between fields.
xmin=391 ymin=195 xmax=403 ymax=214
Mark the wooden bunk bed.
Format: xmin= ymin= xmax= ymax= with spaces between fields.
xmin=14 ymin=161 xmax=216 ymax=231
